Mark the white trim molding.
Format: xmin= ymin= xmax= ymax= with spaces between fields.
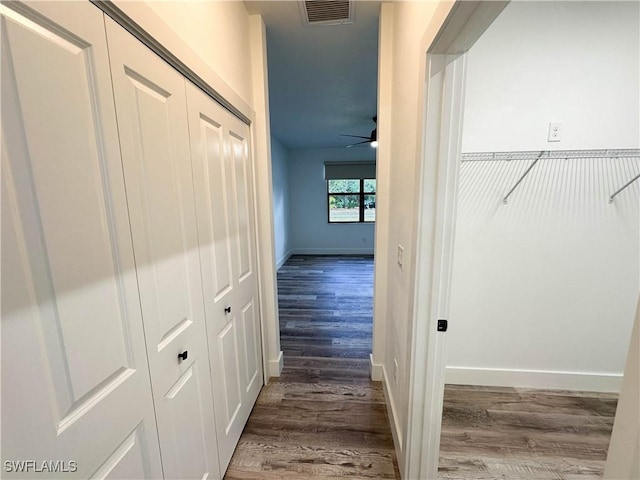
xmin=291 ymin=248 xmax=374 ymax=255
xmin=276 ymin=250 xmax=292 ymax=270
xmin=369 ymin=354 xmax=384 ymax=381
xmin=405 ymin=1 xmax=510 ymax=477
xmin=405 ymin=51 xmax=467 ymax=480
xmin=381 ymin=365 xmax=403 ymax=476
xmin=446 ymin=366 xmax=623 ymax=393
xmin=268 ymin=351 xmax=284 ymax=378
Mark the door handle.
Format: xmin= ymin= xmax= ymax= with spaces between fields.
xmin=178 ymin=351 xmax=188 ymax=361
xmin=224 ymin=306 xmax=232 ymax=314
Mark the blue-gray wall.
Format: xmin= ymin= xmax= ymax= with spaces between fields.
xmin=271 ymin=136 xmax=291 ymax=268
xmin=288 ymin=147 xmax=375 ymax=255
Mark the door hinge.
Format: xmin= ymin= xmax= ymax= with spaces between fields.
xmin=437 ymin=319 xmax=448 ymax=332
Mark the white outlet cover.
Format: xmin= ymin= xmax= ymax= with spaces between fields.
xmin=548 ymin=122 xmax=562 ymax=142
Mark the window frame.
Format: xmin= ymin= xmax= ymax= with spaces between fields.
xmin=327 ymin=178 xmax=376 ymax=224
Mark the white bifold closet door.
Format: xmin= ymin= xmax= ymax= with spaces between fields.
xmin=186 ymin=84 xmax=264 ymax=471
xmin=105 ymin=19 xmax=221 ymax=480
xmin=1 ymin=2 xmax=164 ymax=479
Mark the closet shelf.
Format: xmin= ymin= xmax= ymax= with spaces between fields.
xmin=461 ymin=148 xmax=640 ymax=163
xmin=459 ymin=148 xmax=640 ymax=205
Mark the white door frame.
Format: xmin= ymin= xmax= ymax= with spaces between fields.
xmin=404 ymin=52 xmax=467 ymax=480
xmin=404 ymin=2 xmax=509 ymax=478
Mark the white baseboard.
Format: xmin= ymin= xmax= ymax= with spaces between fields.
xmin=370 ymin=354 xmax=384 ymax=381
xmin=268 ymin=351 xmax=284 ymax=377
xmin=445 ymin=366 xmax=623 ymax=393
xmin=291 ymin=248 xmax=374 ymax=255
xmin=275 ymin=250 xmax=292 ymax=270
xmin=381 ymin=365 xmax=404 ymax=467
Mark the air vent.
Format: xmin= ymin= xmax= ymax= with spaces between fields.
xmin=301 ymin=0 xmax=353 ymax=25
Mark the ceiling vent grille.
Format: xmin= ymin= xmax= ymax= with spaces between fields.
xmin=301 ymin=0 xmax=353 ymax=25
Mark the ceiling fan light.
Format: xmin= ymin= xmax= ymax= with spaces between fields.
xmin=371 ymin=141 xmax=378 ymax=148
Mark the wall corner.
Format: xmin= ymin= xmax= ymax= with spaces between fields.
xmin=249 ymin=14 xmax=281 ymax=382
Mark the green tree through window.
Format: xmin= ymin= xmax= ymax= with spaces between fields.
xmin=328 ymin=179 xmax=376 ymax=223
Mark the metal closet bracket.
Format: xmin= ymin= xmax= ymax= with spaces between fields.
xmin=609 ymin=173 xmax=640 ymax=203
xmin=502 ymin=151 xmax=546 ymax=204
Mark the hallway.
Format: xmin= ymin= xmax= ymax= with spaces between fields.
xmin=225 ymin=255 xmax=400 ymax=479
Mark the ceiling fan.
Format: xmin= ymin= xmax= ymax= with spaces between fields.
xmin=341 ymin=116 xmax=377 ymax=148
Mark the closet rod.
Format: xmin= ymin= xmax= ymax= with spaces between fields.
xmin=609 ymin=173 xmax=640 ymax=203
xmin=502 ymin=151 xmax=545 ymax=204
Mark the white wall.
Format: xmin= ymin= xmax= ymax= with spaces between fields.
xmin=374 ymin=1 xmax=455 ymax=475
xmin=447 ymin=1 xmax=640 ymax=392
xmin=447 ymin=155 xmax=639 ymax=390
xmin=144 ymin=1 xmax=254 ymax=107
xmin=288 ymin=147 xmax=375 ymax=255
xmin=249 ymin=16 xmax=283 ymax=378
xmin=462 ymin=1 xmax=640 ymax=152
xmin=271 ymin=136 xmax=291 ymax=268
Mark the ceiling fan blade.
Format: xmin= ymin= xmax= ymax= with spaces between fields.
xmin=340 ymin=134 xmax=371 ymax=139
xmin=345 ymin=140 xmax=372 ymax=148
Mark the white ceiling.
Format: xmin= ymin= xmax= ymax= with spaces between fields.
xmin=245 ymin=1 xmax=380 ymax=150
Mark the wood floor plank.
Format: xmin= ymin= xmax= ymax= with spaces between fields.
xmin=227 ymin=441 xmax=397 ymax=478
xmin=438 ymin=384 xmax=618 ymax=479
xmin=225 ymin=255 xmax=398 ymax=479
xmin=225 ymin=256 xmax=617 ymax=480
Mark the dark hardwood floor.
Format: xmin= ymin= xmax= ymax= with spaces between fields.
xmin=225 ymin=255 xmax=400 ymax=479
xmin=278 ymin=255 xmax=374 ymax=360
xmin=225 ymin=255 xmax=618 ymax=480
xmin=438 ymin=385 xmax=618 ymax=479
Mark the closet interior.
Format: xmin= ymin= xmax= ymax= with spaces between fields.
xmin=445 ymin=0 xmax=639 ymax=394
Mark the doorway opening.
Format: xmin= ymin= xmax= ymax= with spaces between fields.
xmin=410 ymin=1 xmax=639 ymax=478
xmin=277 ymin=255 xmax=375 ymax=375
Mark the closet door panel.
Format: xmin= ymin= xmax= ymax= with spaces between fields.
xmin=105 ymin=19 xmax=220 ymax=480
xmin=186 ymin=84 xmax=263 ymax=472
xmin=217 ymin=321 xmax=243 ymax=426
xmin=117 ymin=67 xmax=193 ymax=336
xmin=229 ymin=131 xmax=253 ymax=281
xmin=226 ymin=115 xmax=263 ymax=403
xmin=194 ymin=114 xmax=234 ymax=301
xmin=1 ymin=2 xmax=162 ymax=478
xmin=239 ymin=300 xmax=260 ymax=391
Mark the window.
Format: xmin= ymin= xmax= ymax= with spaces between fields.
xmin=328 ymin=179 xmax=376 ymax=223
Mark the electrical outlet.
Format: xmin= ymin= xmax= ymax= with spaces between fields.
xmin=393 ymin=358 xmax=399 ymax=384
xmin=397 ymin=245 xmax=404 ymax=269
xmin=548 ymin=122 xmax=562 ymax=142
